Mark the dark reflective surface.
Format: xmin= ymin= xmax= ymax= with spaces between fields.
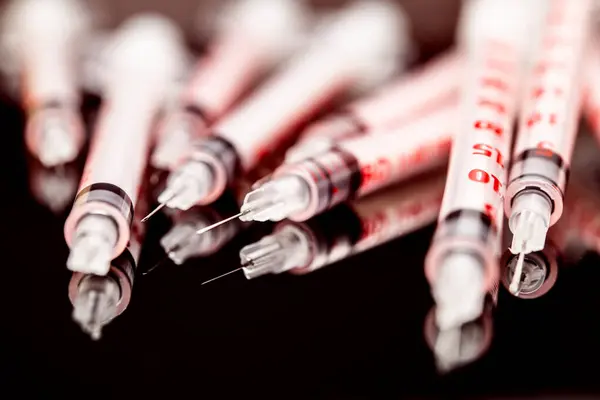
xmin=3 ymin=95 xmax=600 ymax=398
xmin=4 ymin=0 xmax=600 ymax=396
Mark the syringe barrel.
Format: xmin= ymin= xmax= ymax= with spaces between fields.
xmin=165 ymin=0 xmax=308 ymax=131
xmin=11 ymin=0 xmax=88 ymax=109
xmin=64 ymin=15 xmax=185 ymax=257
xmin=426 ymin=0 xmax=535 ymax=292
xmin=289 ymin=173 xmax=445 ymax=275
xmin=347 ymin=48 xmax=461 ymax=131
xmin=212 ymin=0 xmax=407 ymax=173
xmin=506 ymin=0 xmax=592 ymax=225
xmin=286 ymin=54 xmax=460 ymax=163
xmin=584 ymin=36 xmax=600 ymax=139
xmin=275 ymin=105 xmax=454 ymax=221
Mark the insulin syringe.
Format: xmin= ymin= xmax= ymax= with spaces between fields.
xmin=238 ymin=103 xmax=453 ymax=224
xmin=203 ymin=172 xmax=444 ymax=284
xmin=424 ymin=0 xmax=539 ymax=331
xmin=1 ymin=0 xmax=90 ymax=167
xmin=145 ymin=0 xmax=410 ymax=217
xmin=70 ymin=200 xmax=147 ymax=340
xmin=505 ymin=0 xmax=592 ymax=295
xmin=285 ymin=48 xmax=459 ymax=162
xmin=64 ymin=15 xmax=186 ymax=276
xmin=151 ymin=0 xmax=309 ymax=170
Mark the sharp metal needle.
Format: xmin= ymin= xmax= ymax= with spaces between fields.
xmin=201 ymin=261 xmax=253 ymax=285
xmin=509 ymin=251 xmax=526 ymax=295
xmin=140 ymin=191 xmax=180 ymax=222
xmin=201 ymin=267 xmax=243 ymax=285
xmin=194 ymin=210 xmax=249 ymax=236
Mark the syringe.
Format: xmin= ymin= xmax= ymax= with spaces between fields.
xmin=232 ymin=172 xmax=444 ymax=281
xmin=151 ymin=0 xmax=309 ymax=170
xmin=505 ymin=0 xmax=592 ymax=294
xmin=148 ymin=0 xmax=410 ymax=215
xmin=64 ymin=15 xmax=186 ymax=276
xmin=285 ymin=49 xmax=459 ymax=162
xmin=424 ymin=0 xmax=539 ymax=331
xmin=69 ymin=195 xmax=147 ymax=340
xmin=1 ymin=0 xmax=90 ymax=167
xmin=238 ymin=103 xmax=454 ymax=224
xmin=424 ymin=287 xmax=497 ymax=373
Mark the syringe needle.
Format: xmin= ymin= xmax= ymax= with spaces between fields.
xmin=194 ymin=210 xmax=250 ymax=236
xmin=201 ymin=267 xmax=243 ymax=285
xmin=510 ymin=251 xmax=526 ymax=295
xmin=141 ymin=191 xmax=181 ymax=222
xmin=201 ymin=260 xmax=253 ymax=285
xmin=141 ymin=202 xmax=168 ymax=222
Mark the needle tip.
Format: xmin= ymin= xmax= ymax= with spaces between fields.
xmin=509 ymin=252 xmax=526 ymax=295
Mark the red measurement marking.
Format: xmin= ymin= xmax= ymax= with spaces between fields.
xmin=472 ymin=143 xmax=504 ymax=168
xmin=360 ymin=158 xmax=392 ymax=189
xmin=468 ymin=168 xmax=502 ymax=195
xmin=478 ymin=98 xmax=506 ymax=114
xmin=526 ymin=111 xmax=558 ymax=128
xmin=531 ymin=87 xmax=564 ymax=99
xmin=531 ymin=141 xmax=555 ymax=158
xmin=359 ymin=211 xmax=387 ymax=241
xmin=483 ymin=203 xmax=496 ymax=225
xmin=474 ymin=120 xmax=504 ymax=137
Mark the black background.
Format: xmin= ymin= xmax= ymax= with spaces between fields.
xmin=2 ymin=0 xmax=600 ymax=398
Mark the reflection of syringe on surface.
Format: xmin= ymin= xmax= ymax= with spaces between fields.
xmin=501 ymin=241 xmax=559 ymax=299
xmin=160 ymin=196 xmax=243 ymax=266
xmin=69 ymin=190 xmax=148 ymax=341
xmin=151 ymin=0 xmax=309 ymax=170
xmin=204 ymin=172 xmax=445 ymax=283
xmin=1 ymin=0 xmax=90 ymax=167
xmin=424 ymin=288 xmax=497 ymax=373
xmin=500 ymin=169 xmax=600 ymax=299
xmin=27 ymin=157 xmax=79 ymax=214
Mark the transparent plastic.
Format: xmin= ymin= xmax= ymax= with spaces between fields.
xmin=506 ymin=0 xmax=592 ymax=255
xmin=159 ymin=161 xmax=214 ymax=211
xmin=1 ymin=0 xmax=90 ymax=166
xmin=509 ymin=191 xmax=552 ymax=254
xmin=240 ymin=175 xmax=311 ymax=222
xmin=285 ymin=49 xmax=461 ymax=163
xmin=243 ymin=104 xmax=454 ymax=223
xmin=35 ymin=112 xmax=79 ymax=166
xmin=432 ymin=252 xmax=485 ymax=331
xmin=151 ymin=0 xmax=309 ymax=170
xmin=67 ymin=214 xmax=118 ymax=276
xmin=159 ymin=0 xmax=409 ymax=211
xmin=64 ymin=14 xmax=187 ymax=264
xmin=425 ymin=0 xmax=542 ymax=331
